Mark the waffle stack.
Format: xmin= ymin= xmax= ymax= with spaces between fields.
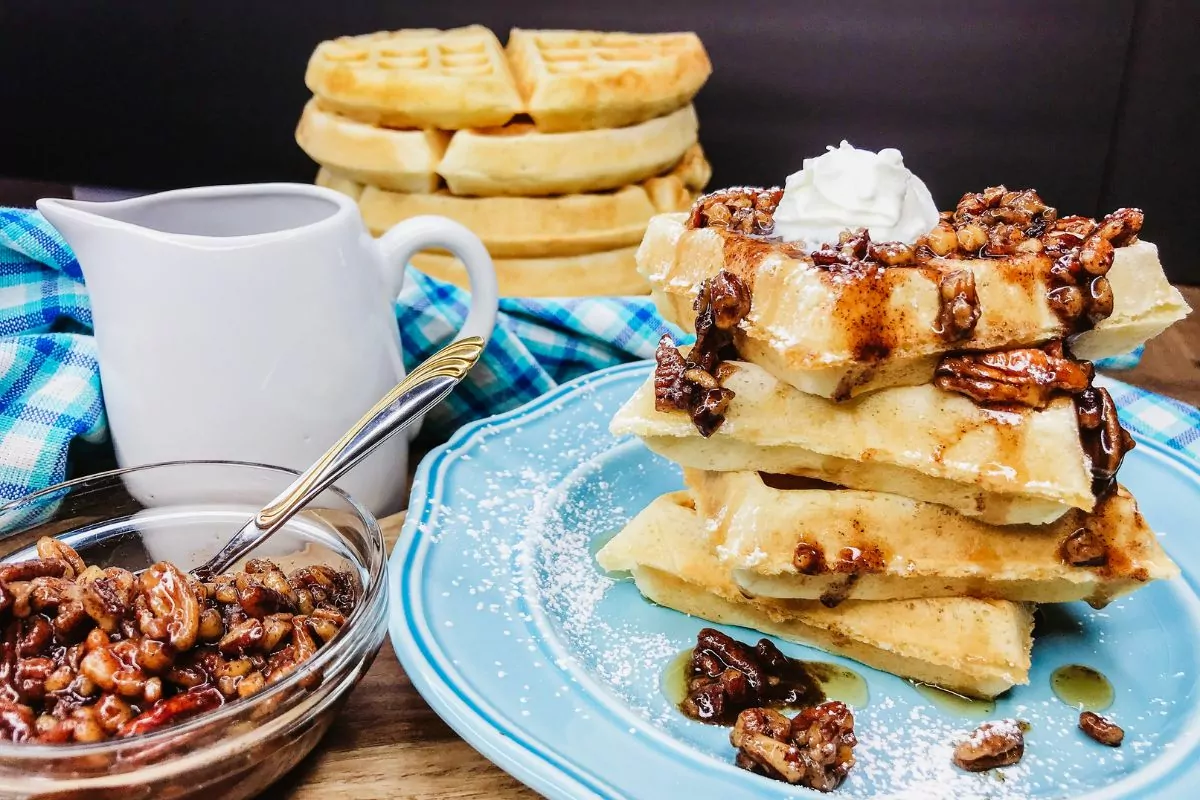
xmin=600 ymin=186 xmax=1190 ymax=699
xmin=296 ymin=26 xmax=712 ymax=297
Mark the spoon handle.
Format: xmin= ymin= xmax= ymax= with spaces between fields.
xmin=193 ymin=336 xmax=485 ymax=581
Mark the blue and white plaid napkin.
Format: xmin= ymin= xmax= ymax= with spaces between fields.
xmin=0 ymin=207 xmax=1186 ymax=503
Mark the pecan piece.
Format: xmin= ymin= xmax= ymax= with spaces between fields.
xmin=731 ymin=702 xmax=857 ymax=790
xmin=116 ymin=684 xmax=224 ymax=739
xmin=953 ymin=720 xmax=1025 ymax=772
xmin=1076 ymin=387 xmax=1135 ymax=495
xmin=1061 ymin=528 xmax=1108 ymax=567
xmin=35 ymin=538 xmax=86 ymax=579
xmin=81 ymin=567 xmax=138 ymax=633
xmin=687 ymin=187 xmax=783 ymax=236
xmin=1079 ymin=711 xmax=1123 ymax=746
xmin=792 ymin=542 xmax=825 ymax=575
xmin=0 ymin=698 xmax=35 ymax=743
xmin=935 ymin=343 xmax=1093 ymax=408
xmin=140 ymin=562 xmax=201 ymax=651
xmin=936 ymin=269 xmax=980 ymax=342
xmin=0 ymin=559 xmax=69 ymax=584
xmin=653 ymin=335 xmax=690 ymax=412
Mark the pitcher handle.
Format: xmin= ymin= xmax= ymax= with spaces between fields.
xmin=376 ymin=215 xmax=500 ymax=342
xmin=375 ymin=216 xmax=499 ymax=439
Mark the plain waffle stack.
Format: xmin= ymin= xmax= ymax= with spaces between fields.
xmin=601 ymin=179 xmax=1189 ymax=700
xmin=296 ymin=25 xmax=713 ymax=297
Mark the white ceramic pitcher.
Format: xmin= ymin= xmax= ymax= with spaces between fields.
xmin=38 ymin=183 xmax=498 ymax=516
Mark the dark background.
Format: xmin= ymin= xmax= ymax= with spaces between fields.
xmin=0 ymin=0 xmax=1195 ymax=282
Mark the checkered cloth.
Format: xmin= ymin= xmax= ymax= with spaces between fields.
xmin=0 ymin=207 xmax=1184 ymax=504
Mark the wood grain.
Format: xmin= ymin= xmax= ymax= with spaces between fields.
xmin=265 ymin=292 xmax=1200 ymax=799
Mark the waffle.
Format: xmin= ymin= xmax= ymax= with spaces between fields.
xmin=306 ymin=27 xmax=710 ymax=133
xmin=610 ymin=358 xmax=1093 ymax=525
xmin=305 ymin=26 xmax=523 ymax=130
xmin=689 ymin=470 xmax=1178 ymax=605
xmin=353 ymin=151 xmax=703 ymax=257
xmin=411 ymin=247 xmax=645 ymax=297
xmin=296 ymin=99 xmax=449 ymax=193
xmin=597 ymin=493 xmax=1034 ymax=699
xmin=439 ymin=105 xmax=700 ymax=196
xmin=639 ymin=213 xmax=1191 ymax=399
xmin=315 ymin=167 xmax=365 ymax=201
xmin=505 ymin=29 xmax=711 ymax=132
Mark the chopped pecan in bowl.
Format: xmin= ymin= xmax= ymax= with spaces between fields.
xmin=0 ymin=538 xmax=356 ymax=745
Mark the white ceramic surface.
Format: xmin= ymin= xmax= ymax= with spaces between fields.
xmin=38 ymin=183 xmax=499 ymax=515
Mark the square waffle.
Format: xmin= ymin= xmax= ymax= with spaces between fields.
xmin=505 ymin=29 xmax=712 ymax=132
xmin=305 ymin=26 xmax=523 ymax=129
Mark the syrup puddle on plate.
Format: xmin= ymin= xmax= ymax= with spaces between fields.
xmin=1050 ymin=664 xmax=1114 ymax=711
xmin=909 ymin=681 xmax=997 ymax=719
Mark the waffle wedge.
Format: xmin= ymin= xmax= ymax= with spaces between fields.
xmin=412 ymin=247 xmax=644 ymax=297
xmin=639 ymin=213 xmax=1190 ymax=399
xmin=689 ymin=470 xmax=1177 ymax=605
xmin=610 ymin=359 xmax=1093 ymax=525
xmin=305 ymin=26 xmax=523 ymax=129
xmin=597 ymin=493 xmax=1033 ymax=698
xmin=506 ymin=29 xmax=711 ymax=132
xmin=296 ymin=99 xmax=449 ymax=193
xmin=315 ymin=167 xmax=365 ymax=201
xmin=439 ymin=105 xmax=700 ymax=196
xmin=355 ymin=151 xmax=704 ymax=257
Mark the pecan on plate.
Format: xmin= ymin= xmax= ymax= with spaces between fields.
xmin=934 ymin=341 xmax=1093 ymax=408
xmin=687 ymin=187 xmax=783 ymax=236
xmin=1079 ymin=711 xmax=1124 ymax=746
xmin=731 ymin=701 xmax=857 ymax=791
xmin=952 ymin=719 xmax=1026 ymax=772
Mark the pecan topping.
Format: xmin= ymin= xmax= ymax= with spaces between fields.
xmin=934 ymin=341 xmax=1093 ymax=408
xmin=952 ymin=719 xmax=1026 ymax=772
xmin=680 ymin=630 xmax=828 ymax=726
xmin=731 ymin=701 xmax=857 ymax=790
xmin=935 ymin=269 xmax=980 ymax=342
xmin=0 ymin=537 xmax=356 ymax=745
xmin=792 ymin=542 xmax=825 ymax=575
xmin=1079 ymin=711 xmax=1124 ymax=746
xmin=1076 ymin=387 xmax=1135 ymax=496
xmin=652 ymin=272 xmax=750 ymax=437
xmin=832 ymin=546 xmax=885 ymax=574
xmin=687 ymin=188 xmax=783 ymax=236
xmin=1060 ymin=528 xmax=1108 ymax=567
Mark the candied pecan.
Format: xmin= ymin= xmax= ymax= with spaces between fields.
xmin=1093 ymin=208 xmax=1143 ymax=248
xmin=116 ymin=684 xmax=224 ymax=739
xmin=936 ymin=269 xmax=980 ymax=342
xmin=687 ymin=187 xmax=783 ymax=236
xmin=140 ymin=562 xmax=201 ymax=651
xmin=1047 ymin=284 xmax=1085 ymax=320
xmin=705 ymin=271 xmax=752 ymax=330
xmin=731 ymin=702 xmax=857 ymax=791
xmin=922 ymin=221 xmax=959 ymax=257
xmin=654 ymin=335 xmax=691 ymax=412
xmin=953 ymin=719 xmax=1025 ymax=772
xmin=35 ymin=538 xmax=86 ymax=579
xmin=935 ymin=343 xmax=1093 ymax=408
xmin=868 ymin=241 xmax=917 ymax=266
xmin=832 ymin=546 xmax=885 ymax=574
xmin=234 ymin=578 xmax=291 ymax=619
xmin=956 ymin=223 xmax=987 ymax=253
xmin=1076 ymin=387 xmax=1135 ymax=494
xmin=15 ymin=657 xmax=54 ymax=702
xmin=1078 ymin=234 xmax=1115 ymax=277
xmin=792 ymin=542 xmax=825 ymax=575
xmin=0 ymin=559 xmax=69 ymax=584
xmin=691 ymin=386 xmax=735 ymax=438
xmin=1079 ymin=711 xmax=1123 ymax=746
xmin=16 ymin=615 xmax=52 ymax=658
xmin=0 ymin=698 xmax=35 ymax=742
xmin=1061 ymin=528 xmax=1108 ymax=567
xmin=81 ymin=567 xmax=137 ymax=633
xmin=219 ymin=618 xmax=265 ymax=655
xmin=1086 ymin=275 xmax=1114 ymax=325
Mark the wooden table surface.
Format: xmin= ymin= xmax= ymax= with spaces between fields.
xmin=265 ymin=286 xmax=1200 ymax=800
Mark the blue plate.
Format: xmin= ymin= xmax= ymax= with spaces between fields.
xmin=389 ymin=362 xmax=1200 ymax=799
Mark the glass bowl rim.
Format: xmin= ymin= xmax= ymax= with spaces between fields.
xmin=0 ymin=459 xmax=388 ymax=759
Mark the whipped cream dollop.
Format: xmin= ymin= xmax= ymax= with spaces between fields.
xmin=772 ymin=141 xmax=939 ymax=249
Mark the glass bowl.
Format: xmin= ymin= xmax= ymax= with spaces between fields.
xmin=0 ymin=461 xmax=389 ymax=800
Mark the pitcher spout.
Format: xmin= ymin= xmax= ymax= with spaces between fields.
xmin=36 ymin=196 xmax=153 ymax=267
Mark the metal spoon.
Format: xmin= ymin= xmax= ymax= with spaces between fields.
xmin=192 ymin=336 xmax=485 ymax=581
